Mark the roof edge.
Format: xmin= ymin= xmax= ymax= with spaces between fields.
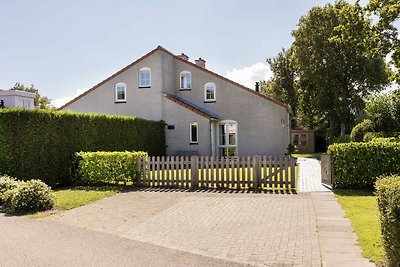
xmin=59 ymin=46 xmax=162 ymax=110
xmin=163 ymin=94 xmax=217 ymax=120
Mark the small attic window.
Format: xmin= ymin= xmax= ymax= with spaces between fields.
xmin=139 ymin=67 xmax=151 ymax=88
xmin=180 ymin=71 xmax=191 ymax=90
xmin=115 ymin=82 xmax=126 ymax=102
xmin=204 ymin=82 xmax=216 ymax=102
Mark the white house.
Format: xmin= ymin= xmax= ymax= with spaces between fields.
xmin=0 ymin=89 xmax=35 ymax=110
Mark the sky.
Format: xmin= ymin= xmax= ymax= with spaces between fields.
xmin=0 ymin=0 xmax=378 ymax=107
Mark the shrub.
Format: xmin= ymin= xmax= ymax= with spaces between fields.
xmin=370 ymin=137 xmax=398 ymax=143
xmin=327 ymin=142 xmax=400 ymax=188
xmin=0 ymin=109 xmax=165 ymax=186
xmin=75 ymin=151 xmax=147 ymax=185
xmin=376 ymin=175 xmax=400 ymax=266
xmin=330 ymin=135 xmax=350 ymax=144
xmin=10 ymin=180 xmax=55 ymax=213
xmin=363 ymin=131 xmax=385 ymax=142
xmin=350 ymin=119 xmax=374 ymax=142
xmin=0 ymin=175 xmax=19 ymax=195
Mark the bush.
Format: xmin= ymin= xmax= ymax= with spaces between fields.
xmin=0 ymin=175 xmax=19 ymax=196
xmin=327 ymin=142 xmax=400 ymax=188
xmin=363 ymin=131 xmax=385 ymax=142
xmin=75 ymin=151 xmax=147 ymax=185
xmin=10 ymin=180 xmax=55 ymax=213
xmin=350 ymin=119 xmax=374 ymax=142
xmin=376 ymin=175 xmax=400 ymax=266
xmin=0 ymin=109 xmax=165 ymax=186
xmin=330 ymin=135 xmax=350 ymax=144
xmin=370 ymin=137 xmax=398 ymax=143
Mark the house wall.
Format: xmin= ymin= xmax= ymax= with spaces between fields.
xmin=163 ymin=98 xmax=211 ymax=156
xmin=162 ymin=52 xmax=290 ymax=156
xmin=63 ymin=50 xmax=164 ymax=121
xmin=0 ymin=91 xmax=35 ymax=110
xmin=62 ymin=48 xmax=290 ymax=157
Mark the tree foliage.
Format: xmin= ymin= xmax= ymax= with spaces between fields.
xmin=262 ymin=48 xmax=298 ymax=116
xmin=291 ymin=0 xmax=390 ymax=136
xmin=10 ymin=82 xmax=52 ymax=109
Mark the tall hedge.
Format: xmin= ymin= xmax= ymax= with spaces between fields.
xmin=327 ymin=142 xmax=400 ymax=188
xmin=0 ymin=109 xmax=165 ymax=186
xmin=376 ymin=175 xmax=400 ymax=266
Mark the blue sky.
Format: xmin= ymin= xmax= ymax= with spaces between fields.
xmin=0 ymin=0 xmax=377 ymax=107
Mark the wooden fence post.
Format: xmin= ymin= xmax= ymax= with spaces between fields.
xmin=253 ymin=156 xmax=260 ymax=190
xmin=191 ymin=156 xmax=199 ymax=189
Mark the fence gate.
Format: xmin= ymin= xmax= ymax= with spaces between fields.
xmin=321 ymin=154 xmax=333 ymax=187
xmin=136 ymin=155 xmax=296 ymax=191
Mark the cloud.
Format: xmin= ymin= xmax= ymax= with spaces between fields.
xmin=225 ymin=63 xmax=272 ymax=89
xmin=53 ymin=88 xmax=88 ymax=108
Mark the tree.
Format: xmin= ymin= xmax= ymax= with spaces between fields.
xmin=291 ymin=1 xmax=391 ymax=137
xmin=368 ymin=0 xmax=400 ymax=83
xmin=10 ymin=83 xmax=52 ymax=109
xmin=262 ymin=48 xmax=298 ymax=117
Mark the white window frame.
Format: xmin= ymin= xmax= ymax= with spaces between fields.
xmin=115 ymin=82 xmax=127 ymax=102
xmin=180 ymin=71 xmax=192 ymax=90
xmin=218 ymin=120 xmax=238 ymax=156
xmin=189 ymin=122 xmax=198 ymax=144
xmin=139 ymin=67 xmax=151 ymax=88
xmin=204 ymin=82 xmax=216 ymax=102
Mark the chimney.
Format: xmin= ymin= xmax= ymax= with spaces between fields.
xmin=255 ymin=82 xmax=260 ymax=92
xmin=177 ymin=53 xmax=189 ymax=61
xmin=195 ymin=58 xmax=206 ymax=68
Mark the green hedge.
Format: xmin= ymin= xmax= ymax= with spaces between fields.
xmin=376 ymin=175 xmax=400 ymax=266
xmin=75 ymin=151 xmax=147 ymax=185
xmin=0 ymin=109 xmax=165 ymax=186
xmin=327 ymin=142 xmax=400 ymax=188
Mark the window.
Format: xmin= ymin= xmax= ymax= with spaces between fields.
xmin=190 ymin=122 xmax=198 ymax=144
xmin=115 ymin=82 xmax=126 ymax=102
xmin=22 ymin=100 xmax=30 ymax=109
xmin=180 ymin=71 xmax=191 ymax=90
xmin=204 ymin=82 xmax=216 ymax=102
xmin=139 ymin=67 xmax=151 ymax=87
xmin=218 ymin=120 xmax=237 ymax=156
xmin=293 ymin=134 xmax=299 ymax=146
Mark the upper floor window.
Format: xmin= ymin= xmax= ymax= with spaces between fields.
xmin=190 ymin=122 xmax=198 ymax=144
xmin=139 ymin=67 xmax=151 ymax=87
xmin=204 ymin=82 xmax=216 ymax=102
xmin=115 ymin=82 xmax=126 ymax=102
xmin=180 ymin=71 xmax=191 ymax=90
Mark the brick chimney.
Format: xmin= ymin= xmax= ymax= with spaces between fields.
xmin=195 ymin=58 xmax=206 ymax=68
xmin=177 ymin=53 xmax=189 ymax=61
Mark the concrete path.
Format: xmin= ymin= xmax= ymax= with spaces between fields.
xmin=0 ymin=214 xmax=246 ymax=267
xmin=46 ymin=189 xmax=375 ymax=267
xmin=298 ymin=158 xmax=331 ymax=192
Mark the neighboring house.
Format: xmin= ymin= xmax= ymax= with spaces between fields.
xmin=0 ymin=89 xmax=35 ymax=110
xmin=60 ymin=46 xmax=291 ymax=156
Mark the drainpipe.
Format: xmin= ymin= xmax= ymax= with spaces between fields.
xmin=210 ymin=121 xmax=215 ymax=156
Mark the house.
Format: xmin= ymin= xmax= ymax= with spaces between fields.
xmin=0 ymin=89 xmax=35 ymax=110
xmin=60 ymin=46 xmax=291 ymax=156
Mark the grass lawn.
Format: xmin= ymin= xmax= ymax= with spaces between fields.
xmin=334 ymin=189 xmax=385 ymax=266
xmin=292 ymin=153 xmax=323 ymax=160
xmin=27 ymin=185 xmax=128 ymax=218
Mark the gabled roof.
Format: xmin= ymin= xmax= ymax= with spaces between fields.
xmin=164 ymin=94 xmax=218 ymax=120
xmin=60 ymin=45 xmax=289 ymax=111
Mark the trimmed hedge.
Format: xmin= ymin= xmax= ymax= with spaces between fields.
xmin=376 ymin=175 xmax=400 ymax=266
xmin=74 ymin=151 xmax=147 ymax=185
xmin=0 ymin=109 xmax=165 ymax=186
xmin=327 ymin=142 xmax=400 ymax=188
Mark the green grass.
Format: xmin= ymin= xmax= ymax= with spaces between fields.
xmin=292 ymin=153 xmax=323 ymax=160
xmin=334 ymin=189 xmax=385 ymax=266
xmin=27 ymin=185 xmax=127 ymax=218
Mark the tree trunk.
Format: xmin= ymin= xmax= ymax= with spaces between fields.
xmin=340 ymin=122 xmax=346 ymax=136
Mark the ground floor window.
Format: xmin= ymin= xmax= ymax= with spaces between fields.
xmin=218 ymin=120 xmax=237 ymax=156
xmin=190 ymin=122 xmax=198 ymax=144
